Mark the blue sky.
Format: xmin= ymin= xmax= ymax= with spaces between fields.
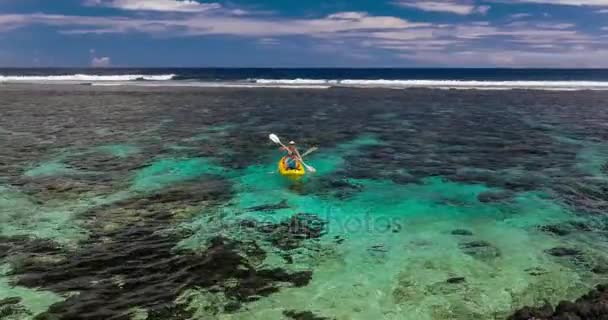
xmin=0 ymin=0 xmax=607 ymax=67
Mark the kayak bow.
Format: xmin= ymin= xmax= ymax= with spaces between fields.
xmin=278 ymin=156 xmax=306 ymax=180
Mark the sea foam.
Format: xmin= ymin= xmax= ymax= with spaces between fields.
xmin=0 ymin=74 xmax=176 ymax=82
xmin=253 ymin=78 xmax=608 ymax=90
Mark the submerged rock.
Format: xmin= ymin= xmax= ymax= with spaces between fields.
xmin=312 ymin=178 xmax=364 ymax=200
xmin=0 ymin=297 xmax=22 ymax=307
xmin=145 ymin=303 xmax=195 ymax=320
xmin=538 ymin=224 xmax=571 ymax=236
xmin=223 ymin=301 xmax=242 ymax=313
xmin=446 ymin=277 xmax=466 ymax=284
xmin=0 ymin=297 xmax=31 ymax=319
xmin=459 ymin=240 xmax=501 ymax=259
xmin=570 ymin=221 xmax=593 ymax=232
xmin=477 ymin=190 xmax=514 ymax=203
xmin=509 ymin=284 xmax=608 ymax=320
xmin=9 ymin=181 xmax=311 ymax=320
xmin=283 ymin=310 xmax=334 ymax=320
xmin=546 ymin=247 xmax=582 ymax=257
xmin=15 ymin=234 xmax=312 ymax=319
xmin=247 ymin=199 xmax=289 ymax=212
xmin=591 ymin=265 xmax=608 ymax=274
xmin=0 ymin=235 xmax=63 ymax=260
xmin=451 ymin=229 xmax=474 ymax=236
xmin=258 ymin=213 xmax=327 ymax=250
xmin=509 ymin=303 xmax=555 ymax=320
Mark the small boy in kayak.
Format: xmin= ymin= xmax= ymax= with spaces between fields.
xmin=281 ymin=141 xmax=301 ymax=170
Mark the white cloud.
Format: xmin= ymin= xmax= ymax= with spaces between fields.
xmin=17 ymin=12 xmax=427 ymax=37
xmin=536 ymin=22 xmax=575 ymax=29
xmin=394 ymin=1 xmax=490 ymax=15
xmin=509 ymin=13 xmax=532 ymax=19
xmin=400 ymin=48 xmax=608 ymax=67
xmin=258 ymin=38 xmax=279 ymax=45
xmin=1 ymin=10 xmax=607 ymax=67
xmin=0 ymin=14 xmax=27 ymax=32
xmin=91 ymin=56 xmax=111 ymax=67
xmin=85 ymin=0 xmax=221 ymax=12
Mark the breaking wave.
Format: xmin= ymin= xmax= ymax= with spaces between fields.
xmin=0 ymin=74 xmax=176 ymax=82
xmin=252 ymin=79 xmax=608 ymax=90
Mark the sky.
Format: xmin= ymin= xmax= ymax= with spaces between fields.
xmin=0 ymin=0 xmax=608 ymax=67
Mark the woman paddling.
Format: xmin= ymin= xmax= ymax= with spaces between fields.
xmin=281 ymin=141 xmax=302 ymax=170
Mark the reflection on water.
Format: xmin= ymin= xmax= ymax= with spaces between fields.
xmin=2 ymin=86 xmax=608 ymax=319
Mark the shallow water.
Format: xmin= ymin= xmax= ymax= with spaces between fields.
xmin=2 ymin=85 xmax=608 ymax=319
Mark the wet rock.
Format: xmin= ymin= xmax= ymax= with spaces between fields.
xmin=546 ymin=247 xmax=582 ymax=257
xmin=509 ymin=284 xmax=608 ymax=320
xmin=451 ymin=229 xmax=473 ymax=236
xmin=283 ymin=310 xmax=333 ymax=320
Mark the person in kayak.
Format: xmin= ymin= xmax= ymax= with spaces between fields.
xmin=281 ymin=141 xmax=301 ymax=170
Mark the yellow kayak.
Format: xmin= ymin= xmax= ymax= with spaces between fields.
xmin=278 ymin=156 xmax=305 ymax=180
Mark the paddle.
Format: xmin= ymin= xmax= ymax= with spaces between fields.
xmin=301 ymin=147 xmax=318 ymax=158
xmin=269 ymin=133 xmax=317 ymax=173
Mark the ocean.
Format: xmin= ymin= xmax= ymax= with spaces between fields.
xmin=1 ymin=69 xmax=608 ymax=320
xmin=3 ymin=68 xmax=608 ymax=89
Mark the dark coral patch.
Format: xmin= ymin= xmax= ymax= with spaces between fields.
xmin=538 ymin=224 xmax=571 ymax=236
xmin=8 ymin=180 xmax=312 ymax=320
xmin=0 ymin=297 xmax=31 ymax=319
xmin=451 ymin=229 xmax=473 ymax=236
xmin=509 ymin=284 xmax=608 ymax=320
xmin=546 ymin=247 xmax=582 ymax=257
xmin=459 ymin=240 xmax=501 ymax=260
xmin=283 ymin=310 xmax=334 ymax=320
xmin=446 ymin=277 xmax=466 ymax=284
xmin=247 ymin=199 xmax=290 ymax=212
xmin=0 ymin=235 xmax=63 ymax=261
xmin=256 ymin=213 xmax=327 ymax=250
xmin=144 ymin=303 xmax=195 ymax=320
xmin=15 ymin=234 xmax=312 ymax=320
xmin=477 ymin=190 xmax=514 ymax=203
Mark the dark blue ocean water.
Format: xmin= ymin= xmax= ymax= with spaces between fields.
xmin=2 ymin=68 xmax=608 ymax=81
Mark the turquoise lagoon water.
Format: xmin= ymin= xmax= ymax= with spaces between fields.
xmin=1 ymin=86 xmax=608 ymax=319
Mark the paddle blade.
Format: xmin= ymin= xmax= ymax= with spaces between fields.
xmin=269 ymin=133 xmax=281 ymax=144
xmin=301 ymin=147 xmax=318 ymax=158
xmin=303 ymin=163 xmax=317 ymax=173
